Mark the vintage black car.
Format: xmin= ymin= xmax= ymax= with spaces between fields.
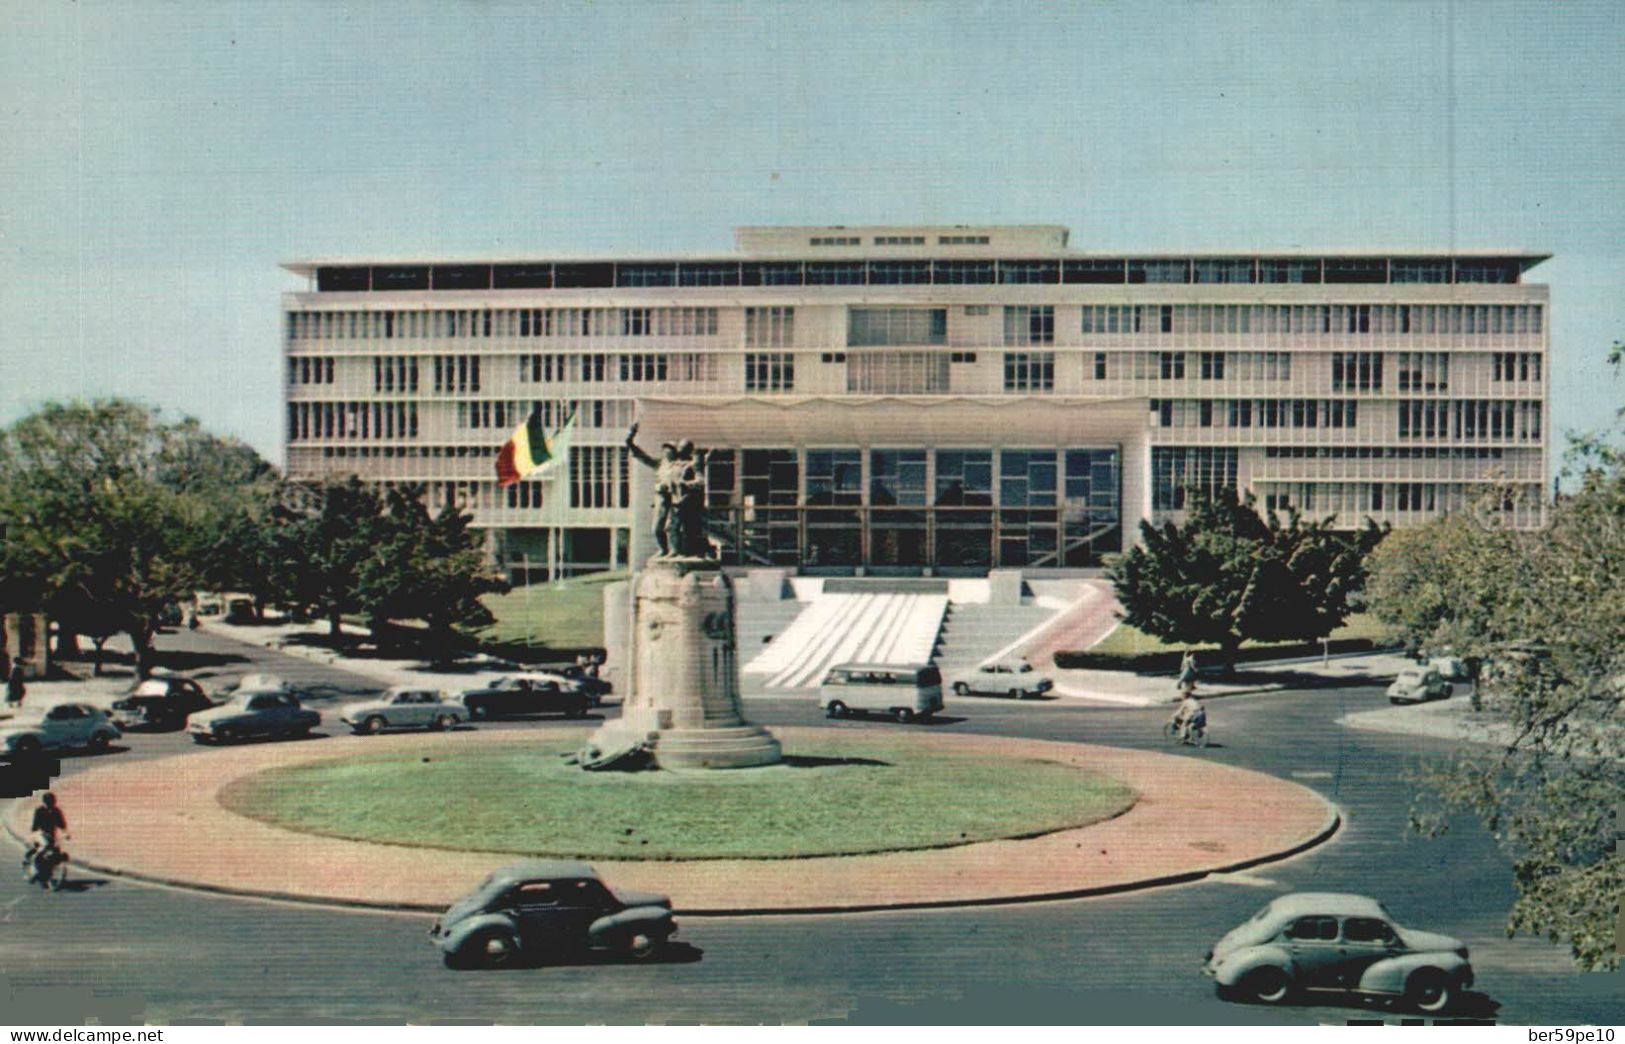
xmin=431 ymin=861 xmax=676 ymax=968
xmin=457 ymin=675 xmax=591 ymax=720
xmin=533 ymin=662 xmax=612 ymax=704
xmin=110 ymin=676 xmax=216 ymax=730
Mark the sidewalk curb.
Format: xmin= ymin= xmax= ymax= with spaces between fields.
xmin=3 ymin=791 xmax=1342 ymax=919
xmin=1052 ymin=681 xmax=1290 ymax=706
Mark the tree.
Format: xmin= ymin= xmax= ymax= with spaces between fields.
xmin=0 ymin=400 xmax=271 ymax=675
xmin=1399 ymin=476 xmax=1624 ymax=971
xmin=272 ymin=477 xmax=384 ymax=637
xmin=1107 ymin=488 xmax=1381 ymax=671
xmin=1381 ymin=345 xmax=1625 ymax=972
xmin=357 ymin=485 xmax=506 ymax=660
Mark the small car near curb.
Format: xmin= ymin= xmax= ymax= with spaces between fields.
xmin=111 ymin=676 xmax=215 ymax=731
xmin=458 ymin=675 xmax=591 ymax=721
xmin=1387 ymin=667 xmax=1454 ymax=705
xmin=0 ymin=703 xmax=121 ymax=758
xmin=430 ymin=860 xmax=677 ymax=969
xmin=187 ymin=688 xmax=320 ymax=744
xmin=952 ymin=661 xmax=1054 ymax=699
xmin=1204 ymin=892 xmax=1473 ymax=1013
xmin=341 ymin=687 xmax=466 ymax=734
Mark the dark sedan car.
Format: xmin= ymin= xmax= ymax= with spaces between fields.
xmin=110 ymin=676 xmax=215 ymax=731
xmin=458 ymin=675 xmax=591 ymax=720
xmin=533 ymin=662 xmax=612 ymax=704
xmin=431 ymin=861 xmax=676 ymax=968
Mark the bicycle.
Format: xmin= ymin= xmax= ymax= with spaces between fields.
xmin=22 ymin=838 xmax=69 ymax=892
xmin=1163 ymin=717 xmax=1211 ymax=748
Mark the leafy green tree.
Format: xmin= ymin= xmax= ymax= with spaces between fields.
xmin=358 ymin=485 xmax=506 ymax=660
xmin=0 ymin=400 xmax=270 ymax=675
xmin=1401 ymin=474 xmax=1624 ymax=971
xmin=1385 ymin=344 xmax=1625 ymax=972
xmin=1107 ymin=488 xmax=1381 ymax=671
xmin=273 ymin=477 xmax=384 ymax=637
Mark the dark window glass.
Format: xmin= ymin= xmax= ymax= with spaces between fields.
xmin=678 ymin=263 xmax=740 ymax=287
xmin=998 ymin=259 xmax=1060 ymax=284
xmin=492 ymin=264 xmax=553 ymax=289
xmin=316 ymin=267 xmax=370 ymax=292
xmin=1062 ymin=259 xmax=1126 ymax=284
xmin=617 ymin=264 xmax=677 ymax=287
xmin=370 ymin=266 xmax=430 ymax=291
xmin=431 ymin=265 xmax=491 ymax=290
xmin=553 ymin=263 xmax=615 ymax=288
xmin=1285 ymin=916 xmax=1339 ymax=941
xmin=1324 ymin=259 xmax=1387 ymax=283
xmin=932 ymin=260 xmax=995 ymax=285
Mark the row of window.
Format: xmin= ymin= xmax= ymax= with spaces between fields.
xmin=287 ymin=348 xmax=1544 ymax=403
xmin=287 ymin=401 xmax=418 ymax=441
xmin=313 ymin=256 xmax=1526 ymax=293
xmin=287 ymin=302 xmax=1545 ymax=348
xmin=288 ymin=308 xmax=720 ymax=342
xmin=289 ymin=357 xmax=335 ymax=385
xmin=701 ymin=447 xmax=1120 ymax=512
xmin=1397 ymin=400 xmax=1542 ymax=441
xmin=1260 ymin=481 xmax=1542 ymax=516
xmin=1150 ymin=399 xmax=1360 ymax=430
xmin=1262 ymin=445 xmax=1507 ymax=460
xmin=289 ymin=399 xmax=639 ymax=441
xmin=1079 ymin=304 xmax=1542 ymax=338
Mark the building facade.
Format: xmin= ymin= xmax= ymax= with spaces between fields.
xmin=282 ymin=225 xmax=1549 ymax=576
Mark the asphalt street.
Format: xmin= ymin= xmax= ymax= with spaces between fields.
xmin=1 ymin=627 xmax=1620 ymax=1026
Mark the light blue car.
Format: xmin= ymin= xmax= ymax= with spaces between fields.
xmin=1204 ymin=893 xmax=1473 ymax=1013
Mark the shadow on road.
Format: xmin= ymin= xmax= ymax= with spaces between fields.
xmin=1225 ymin=988 xmax=1500 ymax=1023
xmin=52 ymin=877 xmax=110 ymax=894
xmin=447 ymin=941 xmax=704 ymax=972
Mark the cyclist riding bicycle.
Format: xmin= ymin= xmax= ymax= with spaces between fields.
xmin=1170 ymin=690 xmax=1207 ymax=744
xmin=23 ymin=792 xmax=68 ymax=881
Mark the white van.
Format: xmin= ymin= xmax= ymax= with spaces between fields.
xmin=818 ymin=663 xmax=943 ymax=723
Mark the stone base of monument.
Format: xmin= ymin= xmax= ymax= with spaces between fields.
xmin=581 ymin=556 xmax=782 ymax=771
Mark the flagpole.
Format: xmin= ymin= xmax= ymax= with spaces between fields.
xmin=522 ymin=553 xmax=533 ymax=649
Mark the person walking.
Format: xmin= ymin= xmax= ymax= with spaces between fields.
xmin=5 ymin=663 xmax=24 ymax=707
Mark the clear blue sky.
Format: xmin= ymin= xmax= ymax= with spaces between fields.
xmin=3 ymin=1 xmax=1621 ymax=476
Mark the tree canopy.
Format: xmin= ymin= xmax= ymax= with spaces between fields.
xmin=1107 ymin=488 xmax=1383 ymax=669
xmin=1369 ymin=342 xmax=1625 ymax=972
xmin=0 ymin=400 xmax=274 ymax=673
xmin=1373 ymin=474 xmax=1625 ymax=971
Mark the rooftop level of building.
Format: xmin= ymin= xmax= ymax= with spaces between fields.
xmin=283 ymin=225 xmax=1550 ymax=291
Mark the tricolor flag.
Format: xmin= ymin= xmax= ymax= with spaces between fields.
xmin=495 ymin=407 xmax=575 ymax=488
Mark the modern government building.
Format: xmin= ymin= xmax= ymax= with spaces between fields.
xmin=281 ymin=225 xmax=1550 ymax=578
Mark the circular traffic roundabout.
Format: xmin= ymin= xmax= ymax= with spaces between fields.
xmin=6 ymin=726 xmax=1339 ymax=914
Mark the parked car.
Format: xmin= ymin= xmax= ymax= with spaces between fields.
xmin=187 ymin=689 xmax=320 ymax=744
xmin=1204 ymin=892 xmax=1472 ymax=1013
xmin=458 ymin=675 xmax=591 ymax=721
xmin=430 ymin=860 xmax=677 ymax=969
xmin=340 ymin=687 xmax=467 ymax=734
xmin=1387 ymin=667 xmax=1454 ymax=704
xmin=1426 ymin=656 xmax=1471 ymax=682
xmin=533 ymin=662 xmax=612 ymax=704
xmin=819 ymin=663 xmax=943 ymax=723
xmin=155 ymin=604 xmax=184 ymax=628
xmin=110 ymin=675 xmax=215 ymax=730
xmin=952 ymin=661 xmax=1054 ymax=699
xmin=223 ymin=598 xmax=257 ymax=624
xmin=0 ymin=703 xmax=121 ymax=758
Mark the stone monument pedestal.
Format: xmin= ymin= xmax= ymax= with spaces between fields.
xmin=584 ymin=557 xmax=781 ymax=770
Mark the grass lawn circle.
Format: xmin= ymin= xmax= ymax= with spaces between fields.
xmin=218 ymin=734 xmax=1137 ymax=861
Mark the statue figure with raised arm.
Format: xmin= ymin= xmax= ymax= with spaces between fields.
xmin=625 ymin=423 xmax=710 ymax=558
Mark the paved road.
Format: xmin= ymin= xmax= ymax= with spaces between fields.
xmin=1 ymin=629 xmax=1620 ymax=1026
